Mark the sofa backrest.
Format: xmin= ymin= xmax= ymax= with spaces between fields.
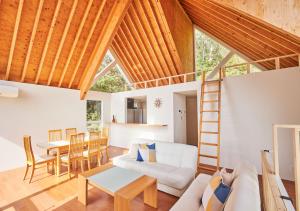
xmin=224 ymin=162 xmax=261 ymax=211
xmin=129 ymin=139 xmax=198 ymax=171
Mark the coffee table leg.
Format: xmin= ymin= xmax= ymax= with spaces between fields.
xmin=144 ymin=181 xmax=157 ymax=208
xmin=78 ymin=174 xmax=88 ymax=205
xmin=114 ymin=194 xmax=130 ymax=211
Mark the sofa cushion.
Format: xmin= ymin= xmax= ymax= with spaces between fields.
xmin=113 ymin=154 xmax=194 ymax=190
xmin=170 ymin=174 xmax=211 ymax=211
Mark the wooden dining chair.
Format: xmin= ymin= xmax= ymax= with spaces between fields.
xmin=61 ymin=133 xmax=85 ymax=178
xmin=100 ymin=128 xmax=110 ymax=160
xmin=65 ymin=128 xmax=77 ymax=140
xmin=23 ymin=136 xmax=56 ymax=183
xmin=48 ymin=129 xmax=62 ymax=142
xmin=83 ymin=131 xmax=101 ymax=170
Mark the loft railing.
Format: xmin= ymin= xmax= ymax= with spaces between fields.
xmin=126 ymin=53 xmax=300 ymax=90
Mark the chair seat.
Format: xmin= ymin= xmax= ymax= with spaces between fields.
xmin=36 ymin=154 xmax=56 ymax=164
xmin=83 ymin=149 xmax=98 ymax=157
xmin=99 ymin=146 xmax=107 ymax=150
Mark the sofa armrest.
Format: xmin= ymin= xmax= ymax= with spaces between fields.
xmin=170 ymin=174 xmax=211 ymax=211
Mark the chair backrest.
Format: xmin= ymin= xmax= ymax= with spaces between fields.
xmin=48 ymin=129 xmax=62 ymax=142
xmin=65 ymin=128 xmax=77 ymax=140
xmin=88 ymin=132 xmax=101 ymax=154
xmin=101 ymin=127 xmax=109 ymax=138
xmin=23 ymin=136 xmax=35 ymax=165
xmin=69 ymin=133 xmax=84 ymax=159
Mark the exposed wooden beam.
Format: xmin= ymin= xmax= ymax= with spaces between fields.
xmin=5 ymin=0 xmax=24 ymax=80
xmin=58 ymin=0 xmax=93 ymax=87
xmin=20 ymin=0 xmax=44 ymax=82
xmin=127 ymin=6 xmax=169 ymax=84
xmin=68 ymin=0 xmax=107 ymax=89
xmin=92 ymin=60 xmax=116 ymax=86
xmin=34 ymin=0 xmax=62 ymax=84
xmin=79 ymin=0 xmax=132 ymax=99
xmin=47 ymin=0 xmax=78 ymax=86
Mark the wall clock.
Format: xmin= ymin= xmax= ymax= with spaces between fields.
xmin=154 ymin=98 xmax=162 ymax=108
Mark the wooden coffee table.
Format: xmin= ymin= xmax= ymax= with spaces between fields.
xmin=78 ymin=164 xmax=157 ymax=211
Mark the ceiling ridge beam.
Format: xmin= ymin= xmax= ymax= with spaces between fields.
xmin=34 ymin=0 xmax=62 ymax=84
xmin=133 ymin=0 xmax=175 ymax=82
xmin=128 ymin=6 xmax=168 ymax=84
xmin=47 ymin=0 xmax=79 ymax=86
xmin=150 ymin=0 xmax=183 ymax=74
xmin=79 ymin=0 xmax=132 ymax=99
xmin=58 ymin=0 xmax=93 ymax=87
xmin=5 ymin=0 xmax=24 ymax=80
xmin=121 ymin=20 xmax=160 ymax=84
xmin=184 ymin=2 xmax=296 ymax=67
xmin=21 ymin=0 xmax=44 ymax=82
xmin=68 ymin=0 xmax=106 ymax=89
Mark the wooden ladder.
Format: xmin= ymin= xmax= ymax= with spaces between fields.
xmin=198 ymin=69 xmax=222 ymax=172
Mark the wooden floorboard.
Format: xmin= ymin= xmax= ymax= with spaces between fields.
xmin=0 ymin=146 xmax=177 ymax=211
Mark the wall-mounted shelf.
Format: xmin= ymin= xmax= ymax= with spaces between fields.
xmin=110 ymin=123 xmax=167 ymax=127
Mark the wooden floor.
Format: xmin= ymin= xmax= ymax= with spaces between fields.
xmin=0 ymin=146 xmax=296 ymax=211
xmin=0 ymin=147 xmax=177 ymax=211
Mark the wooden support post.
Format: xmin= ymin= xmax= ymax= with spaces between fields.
xmin=294 ymin=128 xmax=300 ymax=211
xmin=275 ymin=57 xmax=280 ymax=70
xmin=184 ymin=74 xmax=187 ymax=83
xmin=273 ymin=125 xmax=279 ymax=176
xmin=168 ymin=77 xmax=172 ymax=85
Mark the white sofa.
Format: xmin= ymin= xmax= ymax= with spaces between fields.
xmin=170 ymin=162 xmax=261 ymax=211
xmin=112 ymin=140 xmax=198 ymax=197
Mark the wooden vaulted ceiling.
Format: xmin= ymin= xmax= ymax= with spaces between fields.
xmin=180 ymin=0 xmax=300 ymax=70
xmin=0 ymin=0 xmax=300 ymax=99
xmin=0 ymin=0 xmax=130 ymax=99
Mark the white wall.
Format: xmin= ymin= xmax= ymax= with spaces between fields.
xmin=173 ymin=93 xmax=187 ymax=144
xmin=109 ymin=82 xmax=197 ymax=148
xmin=0 ymin=80 xmax=111 ymax=172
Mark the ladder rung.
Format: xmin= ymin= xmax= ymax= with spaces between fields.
xmin=199 ymin=154 xmax=218 ymax=159
xmin=200 ymin=110 xmax=219 ymax=113
xmin=201 ymin=131 xmax=219 ymax=134
xmin=198 ymin=165 xmax=218 ymax=172
xmin=200 ymin=142 xmax=218 ymax=146
xmin=202 ymin=100 xmax=218 ymax=103
xmin=204 ymin=90 xmax=219 ymax=94
xmin=204 ymin=80 xmax=220 ymax=84
xmin=202 ymin=120 xmax=218 ymax=123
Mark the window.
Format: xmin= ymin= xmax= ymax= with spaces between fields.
xmin=86 ymin=100 xmax=102 ymax=131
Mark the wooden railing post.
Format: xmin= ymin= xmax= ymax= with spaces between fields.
xmin=184 ymin=74 xmax=187 ymax=83
xmin=156 ymin=80 xmax=159 ymax=87
xmin=246 ymin=64 xmax=250 ymax=74
xmin=275 ymin=57 xmax=280 ymax=70
xmin=168 ymin=77 xmax=172 ymax=85
xmin=144 ymin=81 xmax=147 ymax=88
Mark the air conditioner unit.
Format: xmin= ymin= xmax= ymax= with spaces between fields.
xmin=0 ymin=85 xmax=19 ymax=98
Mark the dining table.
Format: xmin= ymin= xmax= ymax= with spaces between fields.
xmin=36 ymin=136 xmax=108 ymax=177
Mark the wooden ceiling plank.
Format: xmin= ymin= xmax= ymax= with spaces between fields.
xmin=197 ymin=1 xmax=298 ymax=56
xmin=34 ymin=0 xmax=62 ymax=84
xmin=112 ymin=41 xmax=141 ymax=86
xmin=127 ymin=6 xmax=168 ymax=85
xmin=118 ymin=24 xmax=156 ymax=85
xmin=68 ymin=0 xmax=106 ymax=89
xmin=137 ymin=0 xmax=180 ymax=83
xmin=79 ymin=0 xmax=131 ymax=99
xmin=58 ymin=0 xmax=93 ymax=87
xmin=183 ymin=3 xmax=296 ymax=67
xmin=5 ymin=0 xmax=24 ymax=80
xmin=206 ymin=0 xmax=300 ymax=47
xmin=114 ymin=34 xmax=145 ymax=82
xmin=149 ymin=0 xmax=183 ymax=74
xmin=122 ymin=16 xmax=161 ymax=81
xmin=20 ymin=0 xmax=44 ymax=82
xmin=47 ymin=0 xmax=78 ymax=86
xmin=132 ymin=0 xmax=174 ymax=82
xmin=194 ymin=19 xmax=275 ymax=69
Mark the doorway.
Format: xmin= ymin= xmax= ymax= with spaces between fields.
xmin=186 ymin=95 xmax=198 ymax=146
